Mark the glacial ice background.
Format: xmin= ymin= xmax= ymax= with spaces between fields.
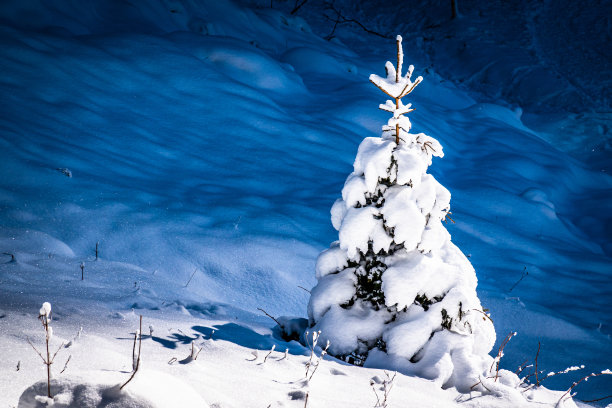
xmin=0 ymin=0 xmax=610 ymax=404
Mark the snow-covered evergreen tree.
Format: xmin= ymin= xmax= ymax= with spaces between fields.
xmin=307 ymin=36 xmax=496 ymax=392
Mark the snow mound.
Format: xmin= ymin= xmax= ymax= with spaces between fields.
xmin=18 ymin=371 xmax=208 ymax=408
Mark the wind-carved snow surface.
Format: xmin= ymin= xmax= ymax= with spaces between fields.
xmin=309 ymin=37 xmax=496 ymax=392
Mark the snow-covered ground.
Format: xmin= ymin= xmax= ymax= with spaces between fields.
xmin=0 ymin=0 xmax=610 ymax=406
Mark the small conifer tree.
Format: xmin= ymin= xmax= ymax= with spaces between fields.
xmin=307 ymin=36 xmax=495 ymax=391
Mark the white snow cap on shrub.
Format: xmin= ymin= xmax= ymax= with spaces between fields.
xmin=40 ymin=302 xmax=51 ymax=318
xmin=307 ymin=35 xmax=496 ymax=393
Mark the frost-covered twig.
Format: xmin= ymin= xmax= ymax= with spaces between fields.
xmin=189 ymin=341 xmax=202 ymax=361
xmin=65 ymin=326 xmax=83 ymax=348
xmin=120 ymin=315 xmax=142 ymax=390
xmin=304 ymin=330 xmax=330 ymax=381
xmin=304 ymin=330 xmax=317 ymax=376
xmin=517 ymin=342 xmax=544 ymax=391
xmin=442 ymin=210 xmax=455 ymax=224
xmin=370 ymin=371 xmax=396 ymax=408
xmin=515 ymin=343 xmax=593 ymax=393
xmin=263 ymin=345 xmax=276 ymax=363
xmin=538 ymin=365 xmax=584 ymax=385
xmin=131 ymin=330 xmax=139 ymax=370
xmin=470 ymin=308 xmax=493 ymax=324
xmin=514 ymin=360 xmax=531 ymax=377
xmin=422 ymin=140 xmax=436 ymax=153
xmin=558 ymin=370 xmax=612 ymax=403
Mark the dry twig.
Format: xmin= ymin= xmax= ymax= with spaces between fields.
xmin=60 ymin=355 xmax=72 ymax=374
xmin=28 ymin=304 xmax=64 ymax=398
xmin=534 ymin=342 xmax=541 ymax=385
xmin=323 ymin=1 xmax=389 ymax=41
xmin=257 ymin=307 xmax=282 ymax=327
xmin=120 ymin=315 xmax=142 ymax=390
xmin=298 ymin=285 xmax=311 ymax=294
xmin=3 ymin=252 xmax=16 ymax=262
xmin=489 ymin=332 xmax=516 ymax=381
xmin=184 ymin=268 xmax=197 ymax=287
xmin=290 ymin=0 xmax=308 ymax=15
xmin=509 ymin=267 xmax=528 ymax=292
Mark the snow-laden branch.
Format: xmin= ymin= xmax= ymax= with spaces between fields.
xmin=370 ymin=36 xmax=423 ymax=100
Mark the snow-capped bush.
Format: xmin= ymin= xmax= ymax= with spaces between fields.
xmin=27 ymin=302 xmax=66 ymax=401
xmin=307 ymin=36 xmax=496 ymax=392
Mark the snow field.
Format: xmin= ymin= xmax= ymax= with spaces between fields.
xmin=0 ymin=0 xmax=610 ymax=405
xmin=0 ymin=276 xmax=582 ymax=407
